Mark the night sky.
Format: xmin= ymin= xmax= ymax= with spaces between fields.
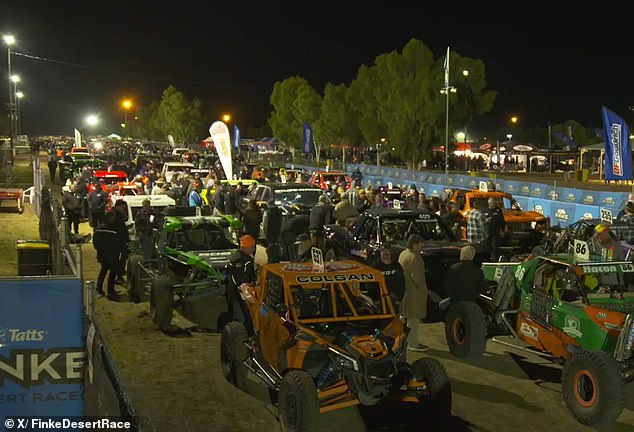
xmin=1 ymin=1 xmax=632 ymax=139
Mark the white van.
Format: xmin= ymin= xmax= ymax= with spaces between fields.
xmin=160 ymin=161 xmax=195 ymax=183
xmin=117 ymin=195 xmax=176 ymax=236
xmin=171 ymin=147 xmax=190 ymax=159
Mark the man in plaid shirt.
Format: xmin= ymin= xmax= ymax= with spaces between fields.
xmin=467 ymin=202 xmax=488 ymax=248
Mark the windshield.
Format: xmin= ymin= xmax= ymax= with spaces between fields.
xmin=470 ymin=197 xmax=522 ymax=211
xmin=274 ymin=189 xmax=325 ymax=205
xmin=380 ymin=216 xmax=450 ymax=241
xmin=166 ymin=226 xmax=236 ymax=251
xmin=289 ymin=280 xmax=391 ymax=322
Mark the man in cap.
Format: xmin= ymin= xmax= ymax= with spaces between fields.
xmin=441 ymin=201 xmax=465 ymax=240
xmin=444 ymin=246 xmax=487 ymax=305
xmin=591 ymin=223 xmax=624 ymax=260
xmin=226 ymin=235 xmax=257 ymax=322
xmin=294 ymin=233 xmax=313 ymax=262
xmin=398 ymin=234 xmax=429 ymax=352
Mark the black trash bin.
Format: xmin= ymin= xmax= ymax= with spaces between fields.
xmin=16 ymin=240 xmax=52 ymax=276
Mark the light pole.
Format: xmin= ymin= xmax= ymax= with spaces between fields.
xmin=10 ymin=75 xmax=20 ymax=139
xmin=440 ymin=85 xmax=457 ymax=181
xmin=3 ymin=34 xmax=16 ymax=165
xmin=15 ymin=90 xmax=23 ymax=136
xmin=121 ymin=99 xmax=132 ymax=137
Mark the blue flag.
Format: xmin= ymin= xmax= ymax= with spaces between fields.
xmin=233 ymin=125 xmax=240 ymax=150
xmin=602 ymin=106 xmax=632 ymax=180
xmin=552 ymin=130 xmax=578 ymax=150
xmin=302 ymin=122 xmax=314 ymax=154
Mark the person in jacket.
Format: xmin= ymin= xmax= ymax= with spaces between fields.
xmin=62 ymin=183 xmax=83 ymax=235
xmin=135 ymin=199 xmax=159 ymax=263
xmin=333 ymin=193 xmax=359 ymax=227
xmin=398 ymin=234 xmax=429 ymax=352
xmin=309 ymin=195 xmax=333 ymax=251
xmin=226 ymin=235 xmax=257 ymax=322
xmin=264 ymin=200 xmax=283 ymax=246
xmin=355 ymin=188 xmax=371 ymax=213
xmin=188 ymin=180 xmax=203 ymax=207
xmin=294 ymin=233 xmax=313 ymax=262
xmin=242 ymin=199 xmax=262 ymax=241
xmin=112 ymin=200 xmax=130 ymax=284
xmin=444 ymin=246 xmax=487 ymax=304
xmin=213 ymin=183 xmax=226 ymax=215
xmin=279 ymin=214 xmax=309 ymax=261
xmin=484 ymin=197 xmax=506 ymax=261
xmin=370 ymin=246 xmax=405 ymax=310
xmin=87 ymin=180 xmax=108 ymax=229
xmin=93 ymin=211 xmax=122 ymax=300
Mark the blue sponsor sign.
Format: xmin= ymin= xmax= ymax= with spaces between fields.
xmin=502 ymin=181 xmax=521 ymax=195
xmin=529 ymin=198 xmax=551 ymax=220
xmin=599 ymin=191 xmax=624 ymax=210
xmin=580 ymin=191 xmax=600 ymax=205
xmin=514 ymin=196 xmax=529 ymax=210
xmin=559 ymin=187 xmax=582 ymax=203
xmin=575 ymin=204 xmax=599 ymax=221
xmin=518 ymin=183 xmax=531 ymax=196
xmin=602 ymin=106 xmax=633 ymax=180
xmin=0 ymin=278 xmax=84 ymax=416
xmin=302 ymin=122 xmax=314 ymax=154
xmin=529 ymin=184 xmax=546 ymax=198
xmin=495 ymin=179 xmax=505 ymax=192
xmin=550 ymin=202 xmax=577 ymax=227
xmin=454 ymin=175 xmax=466 ymax=187
xmin=544 ymin=184 xmax=559 ymax=201
xmin=434 ymin=174 xmax=444 ymax=184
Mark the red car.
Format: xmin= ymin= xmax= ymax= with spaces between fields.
xmin=87 ymin=170 xmax=129 ymax=193
xmin=307 ymin=170 xmax=353 ymax=190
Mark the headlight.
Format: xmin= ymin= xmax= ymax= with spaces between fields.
xmin=327 ymin=346 xmax=359 ymax=371
xmin=615 ymin=314 xmax=634 ymax=361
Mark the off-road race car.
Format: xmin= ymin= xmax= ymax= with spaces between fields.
xmin=450 ymin=188 xmax=549 ymax=251
xmin=221 ymin=260 xmax=451 ymax=432
xmin=540 ymin=217 xmax=634 ymax=257
xmin=444 ymin=253 xmax=634 ymax=425
xmin=127 ymin=210 xmax=237 ymax=332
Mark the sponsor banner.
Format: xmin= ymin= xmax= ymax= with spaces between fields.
xmin=434 ymin=174 xmax=445 ymax=184
xmin=580 ymin=191 xmax=600 ymax=205
xmin=575 ymin=204 xmax=599 ymax=221
xmin=544 ymin=184 xmax=559 ymax=201
xmin=495 ymin=179 xmax=505 ymax=192
xmin=599 ymin=191 xmax=628 ymax=210
xmin=209 ymin=121 xmax=233 ymax=180
xmin=550 ymin=202 xmax=576 ymax=226
xmin=454 ymin=175 xmax=467 ymax=187
xmin=602 ymin=106 xmax=633 ymax=180
xmin=0 ymin=278 xmax=84 ymax=416
xmin=302 ymin=122 xmax=314 ymax=154
xmin=428 ymin=184 xmax=443 ymax=197
xmin=559 ymin=187 xmax=582 ymax=204
xmin=501 ymin=180 xmax=521 ymax=195
xmin=529 ymin=198 xmax=551 ymax=219
xmin=518 ymin=183 xmax=531 ymax=196
xmin=528 ymin=184 xmax=546 ymax=198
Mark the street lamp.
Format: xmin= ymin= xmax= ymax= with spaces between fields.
xmin=462 ymin=69 xmax=469 ymax=77
xmin=440 ymin=85 xmax=457 ymax=181
xmin=4 ymin=34 xmax=16 ymax=164
xmin=121 ymin=99 xmax=133 ymax=136
xmin=510 ymin=115 xmax=519 ymax=125
xmin=222 ymin=113 xmax=231 ymax=123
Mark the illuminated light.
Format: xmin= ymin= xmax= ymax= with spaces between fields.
xmin=121 ymin=99 xmax=132 ymax=110
xmin=462 ymin=70 xmax=469 ymax=76
xmin=510 ymin=116 xmax=519 ymax=124
xmin=3 ymin=34 xmax=16 ymax=45
xmin=222 ymin=113 xmax=231 ymax=123
xmin=10 ymin=74 xmax=20 ymax=83
xmin=15 ymin=91 xmax=23 ymax=99
xmin=85 ymin=115 xmax=99 ymax=126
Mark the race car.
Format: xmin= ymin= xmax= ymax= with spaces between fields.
xmin=221 ymin=260 xmax=451 ymax=430
xmin=444 ymin=253 xmax=634 ymax=425
xmin=127 ymin=209 xmax=237 ymax=332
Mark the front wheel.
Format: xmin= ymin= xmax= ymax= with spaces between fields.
xmin=278 ymin=370 xmax=320 ymax=432
xmin=150 ymin=275 xmax=173 ymax=331
xmin=220 ymin=321 xmax=248 ymax=391
xmin=561 ymin=350 xmax=625 ymax=425
xmin=410 ymin=358 xmax=450 ymax=403
xmin=445 ymin=301 xmax=487 ymax=360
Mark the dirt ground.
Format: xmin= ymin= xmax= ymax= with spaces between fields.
xmin=2 ymin=153 xmax=634 ymax=431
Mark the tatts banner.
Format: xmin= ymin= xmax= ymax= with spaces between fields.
xmin=210 ymin=121 xmax=233 ymax=180
xmin=602 ymin=106 xmax=632 ymax=181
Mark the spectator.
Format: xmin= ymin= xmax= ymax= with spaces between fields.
xmin=226 ymin=235 xmax=257 ymax=322
xmin=134 ymin=199 xmax=159 ymax=263
xmin=294 ymin=233 xmax=313 ymax=262
xmin=93 ymin=211 xmax=122 ymax=300
xmin=309 ymin=195 xmax=333 ymax=251
xmin=87 ymin=180 xmax=108 ymax=229
xmin=224 ymin=186 xmax=238 ymax=218
xmin=333 ymin=193 xmax=359 ymax=227
xmin=151 ymin=178 xmax=168 ymax=195
xmin=112 ymin=200 xmax=130 ymax=284
xmin=62 ymin=183 xmax=82 ymax=235
xmin=467 ymin=200 xmax=488 ymax=253
xmin=444 ymin=245 xmax=487 ymax=304
xmin=591 ymin=223 xmax=624 ymax=260
xmin=398 ymin=234 xmax=429 ymax=352
xmin=440 ymin=201 xmax=464 ymax=240
xmin=370 ymin=246 xmax=405 ymax=311
xmin=213 ymin=183 xmax=226 ymax=215
xmin=484 ymin=197 xmax=506 ymax=261
xmin=279 ymin=214 xmax=309 ymax=261
xmin=264 ymin=200 xmax=283 ymax=245
xmin=47 ymin=152 xmax=58 ymax=183
xmin=242 ymin=199 xmax=262 ymax=241
xmin=188 ymin=180 xmax=203 ymax=207
xmin=619 ymin=202 xmax=634 ymax=223
xmin=355 ymin=188 xmax=371 ymax=213
xmin=345 ymin=180 xmax=360 ymax=208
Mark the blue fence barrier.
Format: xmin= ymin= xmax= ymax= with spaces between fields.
xmin=0 ymin=278 xmax=84 ymax=416
xmin=292 ymin=163 xmax=632 ymax=227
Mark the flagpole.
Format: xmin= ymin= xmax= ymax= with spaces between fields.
xmin=441 ymin=47 xmax=455 ymax=185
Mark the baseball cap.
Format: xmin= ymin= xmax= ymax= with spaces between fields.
xmin=240 ymin=235 xmax=256 ymax=248
xmin=407 ymin=234 xmax=424 ymax=247
xmin=595 ymin=224 xmax=609 ymax=234
xmin=294 ymin=233 xmax=311 ymax=244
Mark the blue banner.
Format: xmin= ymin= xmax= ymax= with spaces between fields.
xmin=0 ymin=278 xmax=84 ymax=416
xmin=518 ymin=183 xmax=531 ymax=196
xmin=502 ymin=180 xmax=521 ymax=195
xmin=514 ymin=196 xmax=529 ymax=211
xmin=550 ymin=202 xmax=577 ymax=227
xmin=528 ymin=184 xmax=546 ymax=198
xmin=580 ymin=190 xmax=600 ymax=205
xmin=233 ymin=125 xmax=240 ymax=149
xmin=529 ymin=198 xmax=552 ymax=220
xmin=559 ymin=187 xmax=582 ymax=204
xmin=575 ymin=204 xmax=600 ymax=221
xmin=302 ymin=122 xmax=314 ymax=154
xmin=602 ymin=106 xmax=633 ymax=180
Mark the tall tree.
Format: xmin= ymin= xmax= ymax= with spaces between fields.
xmin=149 ymin=85 xmax=204 ymax=144
xmin=269 ymin=77 xmax=321 ymax=152
xmin=315 ymin=83 xmax=361 ymax=162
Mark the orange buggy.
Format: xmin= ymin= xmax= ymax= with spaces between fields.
xmin=220 ymin=260 xmax=451 ymax=431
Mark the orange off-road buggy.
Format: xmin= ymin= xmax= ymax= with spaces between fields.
xmin=220 ymin=260 xmax=451 ymax=431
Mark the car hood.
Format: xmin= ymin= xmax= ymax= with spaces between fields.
xmin=503 ymin=209 xmax=548 ymax=223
